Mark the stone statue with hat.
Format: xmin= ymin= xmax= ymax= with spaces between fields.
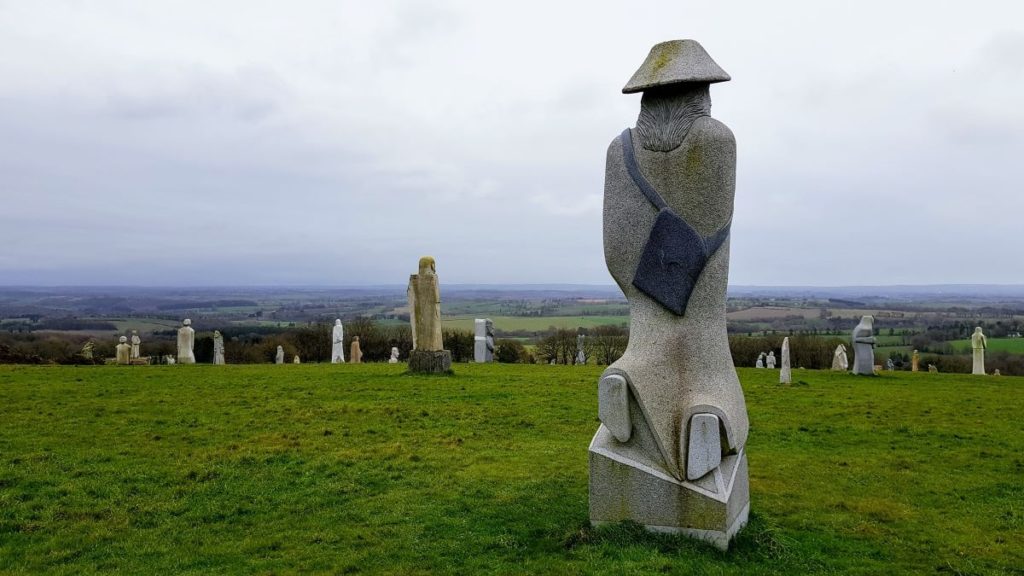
xmin=588 ymin=39 xmax=749 ymax=550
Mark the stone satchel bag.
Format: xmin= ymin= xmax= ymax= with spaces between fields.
xmin=620 ymin=127 xmax=731 ymax=316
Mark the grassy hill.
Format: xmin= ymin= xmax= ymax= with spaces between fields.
xmin=0 ymin=364 xmax=1021 ymax=575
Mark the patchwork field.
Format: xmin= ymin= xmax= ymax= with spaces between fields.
xmin=0 ymin=365 xmax=1021 ymax=575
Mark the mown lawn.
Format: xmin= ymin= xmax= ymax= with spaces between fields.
xmin=0 ymin=364 xmax=1021 ymax=575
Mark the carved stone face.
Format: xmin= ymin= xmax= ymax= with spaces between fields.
xmin=119 ymin=336 xmax=127 ymax=343
xmin=336 ymin=319 xmax=342 ymax=326
xmin=183 ymin=319 xmax=192 ymax=326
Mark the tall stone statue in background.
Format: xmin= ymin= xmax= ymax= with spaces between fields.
xmin=332 ymin=319 xmax=345 ymax=363
xmin=766 ymin=351 xmax=776 ymax=369
xmin=576 ymin=332 xmax=587 ymax=365
xmin=407 ymin=256 xmax=452 ymax=373
xmin=851 ymin=315 xmax=876 ymax=375
xmin=911 ymin=349 xmax=920 ymax=372
xmin=213 ymin=330 xmax=225 ymax=365
xmin=779 ymin=337 xmax=791 ymax=384
xmin=832 ymin=344 xmax=848 ymax=371
xmin=177 ymin=319 xmax=195 ymax=364
xmin=971 ymin=327 xmax=987 ymax=375
xmin=474 ymin=319 xmax=495 ymax=363
xmin=589 ymin=40 xmax=748 ymax=550
xmin=350 ymin=336 xmax=363 ymax=364
xmin=115 ymin=336 xmax=131 ymax=365
xmin=130 ymin=330 xmax=141 ymax=359
xmin=275 ymin=345 xmax=284 ymax=365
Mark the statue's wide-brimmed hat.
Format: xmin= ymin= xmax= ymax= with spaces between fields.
xmin=623 ymin=39 xmax=730 ymax=94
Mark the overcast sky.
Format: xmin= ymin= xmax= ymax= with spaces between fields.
xmin=1 ymin=1 xmax=1022 ymax=286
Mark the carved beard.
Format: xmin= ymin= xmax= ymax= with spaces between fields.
xmin=636 ymin=84 xmax=712 ymax=152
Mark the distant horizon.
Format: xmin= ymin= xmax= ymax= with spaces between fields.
xmin=3 ymin=282 xmax=1024 ymax=291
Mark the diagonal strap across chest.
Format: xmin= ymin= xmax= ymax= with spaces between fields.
xmin=621 ymin=128 xmax=731 ymax=316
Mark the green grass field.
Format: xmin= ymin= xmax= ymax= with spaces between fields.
xmin=0 ymin=365 xmax=1021 ymax=575
xmin=951 ymin=338 xmax=1024 ymax=354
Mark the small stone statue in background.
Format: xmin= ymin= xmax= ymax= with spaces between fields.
xmin=832 ymin=344 xmax=848 ymax=371
xmin=885 ymin=358 xmax=895 ymax=371
xmin=994 ymin=369 xmax=1001 ymax=376
xmin=115 ymin=336 xmax=131 ymax=365
xmin=851 ymin=315 xmax=876 ymax=375
xmin=177 ymin=319 xmax=195 ymax=364
xmin=332 ymin=319 xmax=345 ymax=363
xmin=576 ymin=332 xmax=587 ymax=365
xmin=213 ymin=330 xmax=225 ymax=365
xmin=779 ymin=338 xmax=791 ymax=384
xmin=911 ymin=350 xmax=920 ymax=372
xmin=474 ymin=319 xmax=495 ymax=363
xmin=971 ymin=327 xmax=987 ymax=375
xmin=928 ymin=364 xmax=938 ymax=373
xmin=293 ymin=355 xmax=301 ymax=364
xmin=766 ymin=351 xmax=776 ymax=369
xmin=275 ymin=345 xmax=284 ymax=365
xmin=130 ymin=330 xmax=141 ymax=359
xmin=389 ymin=347 xmax=400 ymax=364
xmin=350 ymin=336 xmax=363 ymax=364
xmin=165 ymin=355 xmax=176 ymax=365
xmin=755 ymin=352 xmax=765 ymax=368
xmin=80 ymin=341 xmax=95 ymax=360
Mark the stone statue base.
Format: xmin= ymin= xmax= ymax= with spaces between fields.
xmin=408 ymin=350 xmax=452 ymax=374
xmin=589 ymin=425 xmax=749 ymax=551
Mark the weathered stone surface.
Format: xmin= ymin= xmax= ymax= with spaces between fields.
xmin=350 ymin=337 xmax=363 ymax=364
xmin=332 ymin=319 xmax=345 ymax=363
xmin=779 ymin=337 xmax=791 ymax=384
xmin=408 ymin=257 xmax=443 ymax=352
xmin=275 ymin=345 xmax=284 ymax=365
xmin=80 ymin=341 xmax=94 ymax=360
xmin=766 ymin=351 xmax=776 ymax=369
xmin=293 ymin=355 xmax=301 ymax=364
xmin=474 ymin=319 xmax=494 ymax=363
xmin=115 ymin=336 xmax=131 ymax=365
xmin=213 ymin=330 xmax=225 ymax=365
xmin=590 ymin=39 xmax=748 ymax=545
xmin=598 ymin=374 xmax=631 ymax=442
xmin=755 ymin=353 xmax=764 ymax=369
xmin=832 ymin=344 xmax=848 ymax=371
xmin=622 ymin=39 xmax=731 ymax=94
xmin=928 ymin=364 xmax=939 ymax=373
xmin=389 ymin=347 xmax=400 ymax=364
xmin=851 ymin=315 xmax=876 ymax=375
xmin=177 ymin=319 xmax=195 ymax=364
xmin=576 ymin=333 xmax=587 ymax=365
xmin=130 ymin=330 xmax=141 ymax=359
xmin=686 ymin=413 xmax=722 ymax=480
xmin=911 ymin=350 xmax=920 ymax=372
xmin=408 ymin=349 xmax=451 ymax=374
xmin=886 ymin=359 xmax=895 ymax=371
xmin=972 ymin=327 xmax=987 ymax=375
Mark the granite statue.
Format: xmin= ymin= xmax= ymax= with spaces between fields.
xmin=293 ymin=355 xmax=301 ymax=364
xmin=971 ymin=327 xmax=987 ymax=375
xmin=275 ymin=345 xmax=284 ymax=365
xmin=779 ymin=337 xmax=791 ymax=384
xmin=474 ymin=319 xmax=495 ymax=363
xmin=755 ymin=353 xmax=764 ymax=369
xmin=80 ymin=341 xmax=94 ymax=360
xmin=115 ymin=336 xmax=131 ymax=365
xmin=928 ymin=364 xmax=938 ymax=373
xmin=589 ymin=40 xmax=748 ymax=550
xmin=831 ymin=344 xmax=848 ymax=371
xmin=389 ymin=347 xmax=400 ymax=364
xmin=766 ymin=351 xmax=776 ymax=369
xmin=130 ymin=330 xmax=141 ymax=359
xmin=885 ymin=358 xmax=895 ymax=371
xmin=576 ymin=332 xmax=587 ymax=365
xmin=332 ymin=319 xmax=345 ymax=363
xmin=213 ymin=330 xmax=225 ymax=365
xmin=911 ymin=350 xmax=920 ymax=372
xmin=407 ymin=257 xmax=451 ymax=373
xmin=350 ymin=336 xmax=362 ymax=364
xmin=177 ymin=319 xmax=195 ymax=364
xmin=851 ymin=315 xmax=876 ymax=375
xmin=165 ymin=355 xmax=176 ymax=365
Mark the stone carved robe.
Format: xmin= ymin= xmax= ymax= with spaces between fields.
xmin=971 ymin=328 xmax=987 ymax=375
xmin=851 ymin=316 xmax=875 ymax=375
xmin=177 ymin=323 xmax=195 ymax=364
xmin=332 ymin=320 xmax=345 ymax=363
xmin=213 ymin=331 xmax=225 ymax=365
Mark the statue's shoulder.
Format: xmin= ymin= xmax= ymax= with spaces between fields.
xmin=606 ymin=131 xmax=626 ymax=159
xmin=689 ymin=116 xmax=735 ymax=147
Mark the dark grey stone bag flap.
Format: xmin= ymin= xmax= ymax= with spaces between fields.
xmin=621 ymin=128 xmax=730 ymax=316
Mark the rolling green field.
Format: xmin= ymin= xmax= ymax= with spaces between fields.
xmin=951 ymin=338 xmax=1024 ymax=354
xmin=0 ymin=365 xmax=1021 ymax=575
